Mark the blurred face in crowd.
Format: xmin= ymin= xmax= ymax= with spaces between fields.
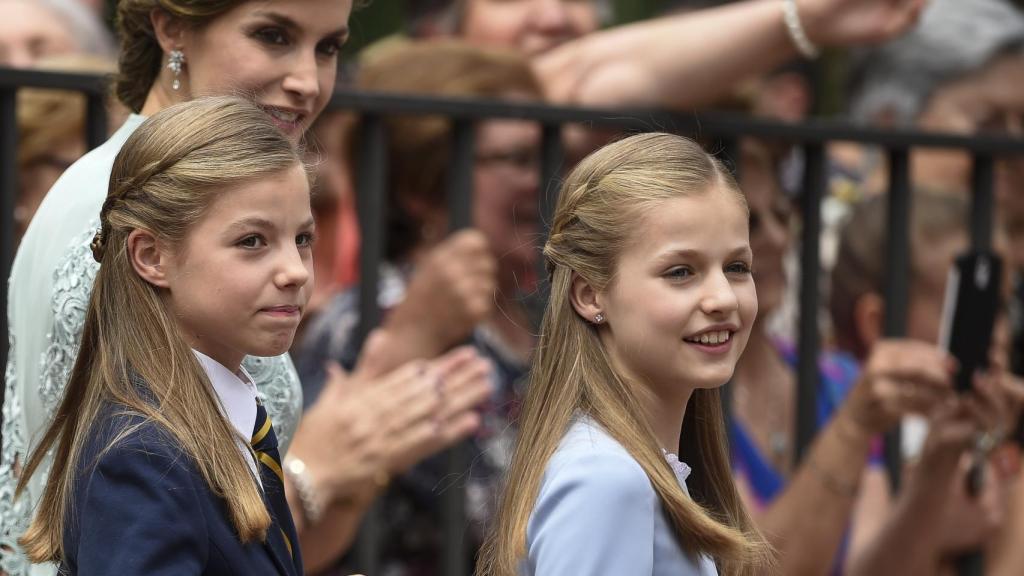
xmin=741 ymin=142 xmax=791 ymax=320
xmin=473 ymin=118 xmax=542 ymax=291
xmin=165 ymin=0 xmax=352 ymax=141
xmin=17 ymin=139 xmax=85 ymax=240
xmin=903 ymin=229 xmax=1012 ymax=367
xmin=905 ymin=231 xmax=968 ymax=347
xmin=460 ymin=0 xmax=600 ymax=56
xmin=913 ymin=52 xmax=1024 ymax=269
xmin=0 ymin=0 xmax=77 ymax=68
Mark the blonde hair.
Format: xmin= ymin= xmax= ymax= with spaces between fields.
xmin=477 ymin=132 xmax=773 ymax=576
xmin=16 ymin=96 xmax=305 ymax=563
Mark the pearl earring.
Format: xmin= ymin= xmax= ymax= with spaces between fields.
xmin=167 ymin=49 xmax=186 ymax=91
xmin=594 ymin=313 xmax=605 ymax=324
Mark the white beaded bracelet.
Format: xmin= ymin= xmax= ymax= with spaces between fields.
xmin=782 ymin=0 xmax=820 ymax=59
xmin=283 ymin=456 xmax=325 ymax=524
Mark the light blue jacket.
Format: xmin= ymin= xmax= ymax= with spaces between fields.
xmin=522 ymin=418 xmax=719 ymax=576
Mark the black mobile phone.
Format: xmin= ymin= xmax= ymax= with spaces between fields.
xmin=938 ymin=250 xmax=1003 ymax=393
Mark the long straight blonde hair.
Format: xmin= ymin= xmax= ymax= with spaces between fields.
xmin=16 ymin=96 xmax=305 ymax=563
xmin=477 ymin=132 xmax=774 ymax=575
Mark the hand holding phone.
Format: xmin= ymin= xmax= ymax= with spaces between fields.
xmin=903 ymin=249 xmax=1004 ymax=460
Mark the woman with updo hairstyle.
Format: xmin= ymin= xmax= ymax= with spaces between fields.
xmin=2 ymin=1 xmax=492 ymax=574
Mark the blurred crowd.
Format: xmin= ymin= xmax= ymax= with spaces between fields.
xmin=3 ymin=0 xmax=1024 ymax=574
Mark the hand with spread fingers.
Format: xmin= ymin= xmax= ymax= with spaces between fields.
xmin=288 ymin=333 xmax=493 ymax=570
xmin=383 ymin=346 xmax=495 ymax=475
xmin=287 ymin=335 xmax=493 ymax=503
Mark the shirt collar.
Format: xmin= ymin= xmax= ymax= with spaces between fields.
xmin=192 ymin=349 xmax=258 ymax=442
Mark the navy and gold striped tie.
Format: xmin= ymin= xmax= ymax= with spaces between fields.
xmin=251 ymin=400 xmax=301 ymax=572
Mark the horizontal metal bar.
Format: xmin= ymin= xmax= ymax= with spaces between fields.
xmin=326 ymin=90 xmax=1024 ymax=154
xmin=0 ymin=67 xmax=108 ymax=93
xmin=3 ymin=67 xmax=1024 ymax=154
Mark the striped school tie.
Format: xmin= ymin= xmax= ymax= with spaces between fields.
xmin=251 ymin=400 xmax=301 ymax=571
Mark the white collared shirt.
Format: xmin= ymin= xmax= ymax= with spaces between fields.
xmin=193 ymin=349 xmax=262 ymax=487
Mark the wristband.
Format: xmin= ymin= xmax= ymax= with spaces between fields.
xmin=283 ymin=456 xmax=325 ymax=524
xmin=783 ymin=0 xmax=820 ymax=59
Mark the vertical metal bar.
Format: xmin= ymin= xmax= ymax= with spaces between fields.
xmin=954 ymin=154 xmax=995 ymax=576
xmin=715 ymin=136 xmax=742 ymax=183
xmin=441 ymin=119 xmax=475 ymax=576
xmin=970 ymin=154 xmax=995 ymax=253
xmin=536 ymin=123 xmax=563 ymax=285
xmin=883 ymin=147 xmax=911 ymax=491
xmin=448 ymin=120 xmax=474 ymax=231
xmin=1 ymin=88 xmax=16 ymax=413
xmin=716 ymin=136 xmax=740 ymax=426
xmin=353 ymin=114 xmax=388 ymax=574
xmin=85 ymin=92 xmax=107 ymax=150
xmin=794 ymin=143 xmax=825 ymax=464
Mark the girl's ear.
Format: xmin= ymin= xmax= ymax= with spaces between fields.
xmin=127 ymin=229 xmax=172 ymax=288
xmin=569 ymin=271 xmax=604 ymax=324
xmin=150 ymin=7 xmax=188 ymax=56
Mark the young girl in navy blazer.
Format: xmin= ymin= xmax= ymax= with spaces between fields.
xmin=17 ymin=97 xmax=314 ymax=575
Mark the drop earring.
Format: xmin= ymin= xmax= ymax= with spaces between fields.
xmin=167 ymin=49 xmax=185 ymax=91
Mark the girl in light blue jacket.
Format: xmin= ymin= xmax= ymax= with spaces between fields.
xmin=479 ymin=133 xmax=775 ymax=576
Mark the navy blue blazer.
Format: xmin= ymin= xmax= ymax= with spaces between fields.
xmin=60 ymin=407 xmax=302 ymax=575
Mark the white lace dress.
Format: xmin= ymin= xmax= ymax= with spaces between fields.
xmin=1 ymin=115 xmax=303 ymax=575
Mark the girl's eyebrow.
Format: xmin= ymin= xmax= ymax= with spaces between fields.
xmin=227 ymin=217 xmax=276 ymax=233
xmin=654 ymin=245 xmax=752 ymax=262
xmin=227 ymin=216 xmax=316 ymax=233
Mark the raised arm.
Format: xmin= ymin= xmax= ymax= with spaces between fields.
xmin=749 ymin=340 xmax=954 ymax=575
xmin=535 ymin=0 xmax=927 ymax=109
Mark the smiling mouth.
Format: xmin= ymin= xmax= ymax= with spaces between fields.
xmin=683 ymin=330 xmax=733 ymax=346
xmin=261 ymin=106 xmax=305 ymax=130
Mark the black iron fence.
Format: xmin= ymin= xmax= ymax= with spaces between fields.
xmin=3 ymin=67 xmax=1024 ymax=575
